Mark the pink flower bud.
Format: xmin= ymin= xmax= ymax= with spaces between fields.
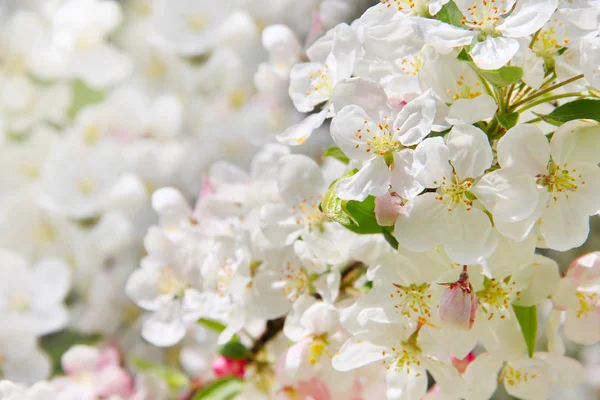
xmin=438 ymin=266 xmax=478 ymax=331
xmin=211 ymin=356 xmax=247 ymax=378
xmin=374 ymin=192 xmax=405 ymax=226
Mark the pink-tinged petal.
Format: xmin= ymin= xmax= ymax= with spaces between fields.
xmin=438 ymin=266 xmax=478 ymax=331
xmin=95 ymin=365 xmax=134 ymax=398
xmin=61 ymin=345 xmax=100 ymax=375
xmin=374 ymin=192 xmax=405 ymax=226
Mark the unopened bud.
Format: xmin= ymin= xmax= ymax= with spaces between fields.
xmin=212 ymin=356 xmax=247 ymax=378
xmin=438 ymin=266 xmax=478 ymax=331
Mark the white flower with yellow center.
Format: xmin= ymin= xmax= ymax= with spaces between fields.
xmin=453 ymin=0 xmax=559 ymax=70
xmin=394 ymin=124 xmax=497 ymax=264
xmin=331 ymin=78 xmax=436 ymax=201
xmin=261 ymin=154 xmax=328 ymax=246
xmin=278 ymin=23 xmax=360 ymax=145
xmin=552 ymin=251 xmax=600 ymax=345
xmin=0 ymin=250 xmax=71 ymax=337
xmin=473 ymin=120 xmax=600 ymax=250
xmin=419 ymin=53 xmax=498 ymax=124
xmin=333 ymin=323 xmax=459 ymax=399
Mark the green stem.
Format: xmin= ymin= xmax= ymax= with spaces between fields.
xmin=517 ymin=92 xmax=583 ymax=113
xmin=509 ymin=74 xmax=584 ymax=111
xmin=523 ymin=117 xmax=542 ymax=124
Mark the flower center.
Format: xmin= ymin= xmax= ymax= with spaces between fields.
xmin=575 ymin=291 xmax=598 ymax=318
xmin=156 ymin=266 xmax=188 ymax=296
xmin=501 ymin=364 xmax=539 ymax=388
xmin=436 ymin=175 xmax=474 ymax=211
xmin=8 ymin=293 xmax=31 ymax=312
xmin=277 ymin=263 xmax=310 ymax=302
xmin=446 ymin=76 xmax=483 ymax=100
xmin=305 ymin=64 xmax=334 ymax=98
xmin=380 ymin=0 xmax=431 ymax=16
xmin=76 ymin=177 xmax=97 ymax=196
xmin=390 ymin=282 xmax=433 ymax=321
xmin=536 ymin=162 xmax=584 ymax=194
xmin=291 ymin=195 xmax=325 ymax=230
xmin=308 ymin=334 xmax=329 ymax=365
xmin=460 ymin=0 xmax=508 ymax=34
xmin=476 ymin=276 xmax=516 ymax=320
xmin=533 ymin=19 xmax=570 ymax=59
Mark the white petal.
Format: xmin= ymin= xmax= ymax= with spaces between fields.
xmin=539 ymin=200 xmax=589 ymax=251
xmin=336 ymin=157 xmax=390 ymax=201
xmin=444 ymin=207 xmax=498 ymax=265
xmin=413 ymin=137 xmax=452 ymax=188
xmin=514 ymin=255 xmax=560 ymax=306
xmin=446 ymin=95 xmax=498 ymax=125
xmin=61 ymin=345 xmax=100 ymax=374
xmin=472 ymin=168 xmax=539 ymax=222
xmin=569 ymin=162 xmax=600 ymax=216
xmin=471 ymin=36 xmax=520 ymax=70
xmin=142 ymin=302 xmax=186 ymax=347
xmin=416 ymin=17 xmax=476 ymax=50
xmin=3 ymin=349 xmax=50 ymax=385
xmin=447 ymin=124 xmax=493 ymax=179
xmin=332 ymin=77 xmax=389 ymax=120
xmin=394 ymin=193 xmax=447 ymax=252
xmin=260 ymin=203 xmax=302 ymax=246
xmin=393 ymin=90 xmax=437 ymax=146
xmin=330 ymin=105 xmax=381 ymax=161
xmin=332 ymin=333 xmax=389 ymax=372
xmin=71 ymin=45 xmax=132 ymax=89
xmin=277 ymin=154 xmax=326 ymax=206
xmin=152 ymin=187 xmax=191 ymax=223
xmin=497 ymin=124 xmax=550 ymax=175
xmin=463 ymin=353 xmax=504 ymax=399
xmin=564 ymin=308 xmax=600 ymax=345
xmin=276 ymin=107 xmax=328 ymax=146
xmin=363 ymin=18 xmax=423 ymax=61
xmin=31 ymin=258 xmax=71 ymax=306
xmin=550 ymin=120 xmax=600 ymax=165
xmin=125 ymin=268 xmax=161 ymax=311
xmin=535 ymin=352 xmax=586 ymax=387
xmin=389 ymin=149 xmax=424 ymax=199
xmin=497 ymin=0 xmax=558 ymax=37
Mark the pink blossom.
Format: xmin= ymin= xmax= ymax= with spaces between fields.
xmin=211 ymin=356 xmax=247 ymax=378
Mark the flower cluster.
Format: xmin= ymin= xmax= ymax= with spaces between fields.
xmin=1 ymin=0 xmax=599 ymax=399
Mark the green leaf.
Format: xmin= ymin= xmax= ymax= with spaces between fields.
xmin=218 ymin=340 xmax=251 ymax=360
xmin=382 ymin=227 xmax=399 ymax=249
xmin=513 ymin=305 xmax=537 ymax=358
xmin=67 ymin=80 xmax=105 ymax=120
xmin=497 ymin=111 xmax=520 ymax=129
xmin=321 ymin=170 xmax=357 ymax=227
xmin=133 ymin=358 xmax=190 ymax=391
xmin=40 ymin=329 xmax=101 ymax=376
xmin=479 ymin=66 xmax=523 ymax=87
xmin=198 ymin=318 xmax=227 ymax=333
xmin=457 ymin=48 xmax=472 ymax=62
xmin=192 ymin=377 xmax=244 ymax=400
xmin=321 ymin=171 xmax=384 ymax=234
xmin=436 ymin=1 xmax=464 ymax=27
xmin=323 ymin=146 xmax=350 ymax=164
xmin=537 ymin=99 xmax=600 ymax=125
xmin=344 ymin=196 xmax=382 ymax=234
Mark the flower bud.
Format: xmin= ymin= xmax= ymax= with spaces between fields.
xmin=211 ymin=356 xmax=247 ymax=378
xmin=438 ymin=266 xmax=478 ymax=331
